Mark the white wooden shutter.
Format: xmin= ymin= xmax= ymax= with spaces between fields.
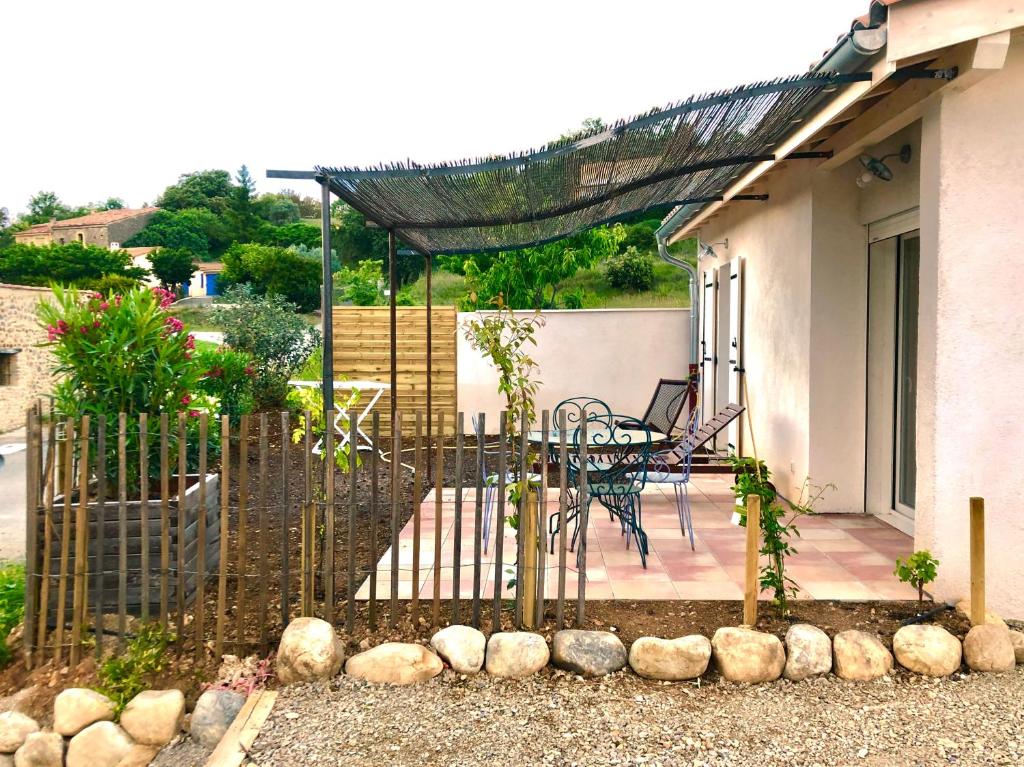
xmin=726 ymin=258 xmax=743 ymax=452
xmin=700 ymin=268 xmax=716 ymax=425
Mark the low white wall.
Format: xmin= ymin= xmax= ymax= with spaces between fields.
xmin=457 ymin=308 xmax=691 ymax=431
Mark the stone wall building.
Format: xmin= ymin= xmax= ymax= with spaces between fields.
xmin=13 ymin=208 xmax=158 ymax=249
xmin=0 ymin=284 xmax=53 ymax=433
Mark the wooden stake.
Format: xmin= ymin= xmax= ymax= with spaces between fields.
xmin=70 ymin=416 xmax=90 ymax=666
xmin=216 ymin=415 xmax=230 ymax=659
xmin=743 ymin=494 xmax=761 ymax=627
xmin=969 ymin=497 xmax=985 ymax=626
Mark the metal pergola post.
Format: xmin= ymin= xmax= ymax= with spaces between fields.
xmin=425 ymin=252 xmax=433 ymax=480
xmin=388 ymin=231 xmax=398 ymax=430
xmin=319 ymin=178 xmax=335 ymax=417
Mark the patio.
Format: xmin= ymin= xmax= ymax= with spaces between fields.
xmin=356 ymin=474 xmax=916 ymax=602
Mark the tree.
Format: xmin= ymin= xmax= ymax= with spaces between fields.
xmin=221 ymin=242 xmax=322 ymax=311
xmin=156 ymin=170 xmax=235 ymax=213
xmin=124 ymin=208 xmax=231 ymax=258
xmin=330 ymin=202 xmax=423 ymax=286
xmin=21 ymin=191 xmax=90 ymax=225
xmin=99 ymin=197 xmax=125 ymax=210
xmin=0 ymin=242 xmax=145 ymax=287
xmin=227 ymin=165 xmax=259 ymax=242
xmin=149 ymin=248 xmax=197 ymax=292
xmin=253 ymin=193 xmax=301 ymax=226
xmin=0 ymin=207 xmax=12 ymax=249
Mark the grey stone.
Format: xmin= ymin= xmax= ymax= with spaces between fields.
xmin=53 ymin=688 xmax=115 ymax=737
xmin=190 ymin=689 xmax=246 ymax=750
xmin=276 ymin=617 xmax=345 ymax=685
xmin=784 ymin=624 xmax=833 ymax=681
xmin=893 ymin=625 xmax=962 ymax=676
xmin=12 ymin=732 xmax=63 ymax=767
xmin=0 ymin=713 xmax=38 ymax=754
xmin=628 ymin=635 xmax=711 ymax=681
xmin=119 ymin=689 xmax=185 ymax=746
xmin=833 ymin=631 xmax=893 ymax=681
xmin=485 ymin=633 xmax=550 ymax=678
xmin=66 ymin=722 xmax=133 ymax=767
xmin=711 ymin=627 xmax=785 ymax=683
xmin=963 ymin=624 xmax=1015 ymax=672
xmin=430 ymin=625 xmax=486 ymax=674
xmin=1009 ymin=629 xmax=1024 ymax=664
xmin=551 ymin=630 xmax=627 ymax=677
xmin=345 ymin=643 xmax=443 ymax=685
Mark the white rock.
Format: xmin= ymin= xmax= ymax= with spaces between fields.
xmin=1009 ymin=629 xmax=1024 ymax=664
xmin=113 ymin=744 xmax=160 ymax=767
xmin=345 ymin=643 xmax=443 ymax=685
xmin=711 ymin=627 xmax=785 ymax=683
xmin=485 ymin=632 xmax=550 ymax=678
xmin=963 ymin=624 xmax=1015 ymax=672
xmin=833 ymin=631 xmax=893 ymax=681
xmin=954 ymin=600 xmax=1007 ymax=628
xmin=783 ymin=624 xmax=832 ymax=681
xmin=552 ymin=631 xmax=627 ymax=678
xmin=190 ymin=690 xmax=246 ymax=750
xmin=893 ymin=625 xmax=962 ymax=676
xmin=65 ymin=722 xmax=133 ymax=767
xmin=53 ymin=688 xmax=115 ymax=737
xmin=628 ymin=635 xmax=711 ymax=681
xmin=13 ymin=731 xmax=63 ymax=767
xmin=275 ymin=617 xmax=345 ymax=684
xmin=0 ymin=713 xmax=39 ymax=754
xmin=430 ymin=625 xmax=486 ymax=674
xmin=119 ymin=689 xmax=185 ymax=746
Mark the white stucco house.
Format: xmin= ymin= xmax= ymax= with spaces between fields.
xmin=657 ymin=0 xmax=1024 ymax=617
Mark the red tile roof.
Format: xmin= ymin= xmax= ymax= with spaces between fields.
xmin=50 ymin=207 xmax=159 ymax=229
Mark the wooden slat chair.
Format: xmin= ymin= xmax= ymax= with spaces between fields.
xmin=662 ymin=402 xmax=745 ymax=465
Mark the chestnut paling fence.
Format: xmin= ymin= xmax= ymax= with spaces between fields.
xmin=21 ymin=405 xmax=596 ymax=669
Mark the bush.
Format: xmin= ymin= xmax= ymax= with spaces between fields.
xmin=561 ymin=288 xmax=586 ymax=309
xmin=604 ymin=246 xmax=655 ymax=292
xmin=221 ymin=243 xmax=322 ymax=312
xmin=212 ymin=286 xmax=321 ymax=408
xmin=96 ymin=623 xmax=175 ymax=714
xmin=0 ymin=242 xmax=146 ymax=288
xmin=91 ymin=273 xmax=144 ymax=295
xmin=0 ymin=562 xmax=25 ymax=667
xmin=256 ymin=222 xmax=321 ymax=249
xmin=194 ymin=346 xmax=257 ymax=423
xmin=124 ymin=207 xmax=231 ymax=259
xmin=334 ymin=259 xmax=383 ymax=305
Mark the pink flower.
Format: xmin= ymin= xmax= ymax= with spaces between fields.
xmin=181 ymin=394 xmax=191 ymax=405
xmin=92 ymin=320 xmax=101 ymax=329
xmin=185 ymin=334 xmax=195 ymax=350
xmin=79 ymin=325 xmax=89 ymax=334
xmin=188 ymin=409 xmax=200 ymax=418
xmin=47 ymin=325 xmax=58 ymax=342
xmin=163 ymin=316 xmax=184 ymax=334
xmin=57 ymin=320 xmax=69 ymax=333
xmin=91 ymin=292 xmax=103 ymax=300
xmin=99 ymin=301 xmax=109 ymax=311
xmin=151 ymin=286 xmax=175 ymax=309
xmin=244 ymin=365 xmax=255 ymax=377
xmin=206 ymin=366 xmax=223 ymax=379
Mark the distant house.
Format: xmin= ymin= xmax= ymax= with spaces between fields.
xmin=185 ymin=262 xmax=226 ymax=298
xmin=13 ymin=207 xmax=159 ymax=249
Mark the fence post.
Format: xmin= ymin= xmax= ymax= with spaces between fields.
xmin=969 ymin=497 xmax=985 ymax=626
xmin=23 ymin=409 xmax=39 ymax=670
xmin=70 ymin=415 xmax=90 ymax=667
xmin=743 ymin=494 xmax=761 ymax=627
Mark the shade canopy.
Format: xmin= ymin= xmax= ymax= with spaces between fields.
xmin=316 ymin=72 xmax=863 ymax=255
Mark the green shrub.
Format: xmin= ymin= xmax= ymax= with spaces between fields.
xmin=194 ymin=346 xmax=257 ymax=423
xmin=0 ymin=243 xmax=145 ymax=288
xmin=334 ymin=259 xmax=383 ymax=305
xmin=96 ymin=623 xmax=175 ymax=714
xmin=604 ymin=246 xmax=655 ymax=292
xmin=560 ymin=288 xmax=585 ymax=309
xmin=0 ymin=563 xmax=25 ymax=667
xmin=221 ymin=243 xmax=322 ymax=312
xmin=212 ymin=286 xmax=321 ymax=408
xmin=895 ymin=550 xmax=939 ymax=603
xmin=91 ymin=273 xmax=144 ymax=296
xmin=293 ymin=345 xmax=323 ymax=381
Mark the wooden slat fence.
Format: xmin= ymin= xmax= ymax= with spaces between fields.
xmin=21 ymin=405 xmax=591 ymax=669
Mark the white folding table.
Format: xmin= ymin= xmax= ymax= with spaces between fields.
xmin=287 ymin=380 xmax=391 ymax=454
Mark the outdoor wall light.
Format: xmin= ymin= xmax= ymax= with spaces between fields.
xmin=698 ymin=238 xmax=728 ymax=260
xmin=856 ymin=144 xmax=912 ymax=188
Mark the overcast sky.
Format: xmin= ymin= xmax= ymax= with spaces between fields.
xmin=1 ymin=0 xmax=866 ymax=217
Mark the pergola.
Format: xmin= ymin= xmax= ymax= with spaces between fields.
xmin=267 ymin=71 xmax=869 ymax=446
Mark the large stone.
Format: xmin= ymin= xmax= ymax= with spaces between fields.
xmin=485 ymin=632 xmax=550 ymax=678
xmin=552 ymin=630 xmax=627 ymax=677
xmin=783 ymin=624 xmax=832 ymax=681
xmin=190 ymin=689 xmax=246 ymax=750
xmin=114 ymin=744 xmax=161 ymax=767
xmin=430 ymin=625 xmax=486 ymax=674
xmin=963 ymin=624 xmax=1015 ymax=672
xmin=119 ymin=689 xmax=185 ymax=746
xmin=711 ymin=627 xmax=785 ymax=683
xmin=628 ymin=635 xmax=711 ymax=681
xmin=1009 ymin=629 xmax=1024 ymax=664
xmin=13 ymin=732 xmax=63 ymax=767
xmin=0 ymin=713 xmax=38 ymax=754
xmin=66 ymin=722 xmax=133 ymax=767
xmin=53 ymin=688 xmax=116 ymax=737
xmin=0 ymin=755 xmax=11 ymax=767
xmin=345 ymin=643 xmax=443 ymax=685
xmin=275 ymin=617 xmax=345 ymax=685
xmin=833 ymin=631 xmax=893 ymax=681
xmin=955 ymin=600 xmax=1007 ymax=628
xmin=893 ymin=625 xmax=962 ymax=676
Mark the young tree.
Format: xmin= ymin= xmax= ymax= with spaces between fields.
xmin=149 ymin=248 xmax=197 ymax=292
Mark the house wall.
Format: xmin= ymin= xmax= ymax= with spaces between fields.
xmin=0 ymin=284 xmax=53 ymax=433
xmin=50 ymin=211 xmax=154 ymax=248
xmin=457 ymin=308 xmax=691 ymax=431
xmin=12 ymin=230 xmax=51 ymax=246
xmin=916 ymin=37 xmax=1024 ymax=617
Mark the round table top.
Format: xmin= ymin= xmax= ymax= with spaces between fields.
xmin=526 ymin=427 xmax=668 ymax=446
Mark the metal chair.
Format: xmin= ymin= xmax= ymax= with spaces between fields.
xmin=473 ymin=415 xmax=541 ymax=554
xmin=637 ymin=378 xmax=691 ymax=436
xmin=642 ymin=407 xmax=700 ymax=550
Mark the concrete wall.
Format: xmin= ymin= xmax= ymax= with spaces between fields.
xmin=0 ymin=284 xmax=52 ymax=433
xmin=916 ymin=37 xmax=1024 ymax=617
xmin=457 ymin=308 xmax=690 ymax=430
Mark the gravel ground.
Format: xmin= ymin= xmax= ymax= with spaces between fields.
xmin=250 ymin=667 xmax=1024 ymax=767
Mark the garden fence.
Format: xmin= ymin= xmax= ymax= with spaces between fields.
xmin=20 ymin=404 xmax=593 ymax=669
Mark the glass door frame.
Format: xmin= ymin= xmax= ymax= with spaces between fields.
xmin=892 ymin=230 xmax=920 ymax=521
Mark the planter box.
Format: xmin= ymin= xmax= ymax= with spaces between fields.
xmin=41 ymin=473 xmax=221 ymax=619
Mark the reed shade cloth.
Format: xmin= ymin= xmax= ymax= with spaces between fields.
xmin=316 ymin=72 xmax=858 ymax=255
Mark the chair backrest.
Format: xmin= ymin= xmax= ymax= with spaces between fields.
xmin=640 ymin=378 xmax=691 ymax=435
xmin=670 ymin=402 xmax=745 ymax=461
xmin=574 ymin=414 xmax=652 ymax=494
xmin=553 ymin=397 xmax=613 ymax=432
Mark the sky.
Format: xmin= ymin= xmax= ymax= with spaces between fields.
xmin=1 ymin=0 xmax=867 ymax=218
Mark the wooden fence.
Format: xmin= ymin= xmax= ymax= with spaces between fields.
xmin=21 ymin=406 xmax=591 ymax=669
xmin=331 ymin=306 xmax=457 ymax=436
